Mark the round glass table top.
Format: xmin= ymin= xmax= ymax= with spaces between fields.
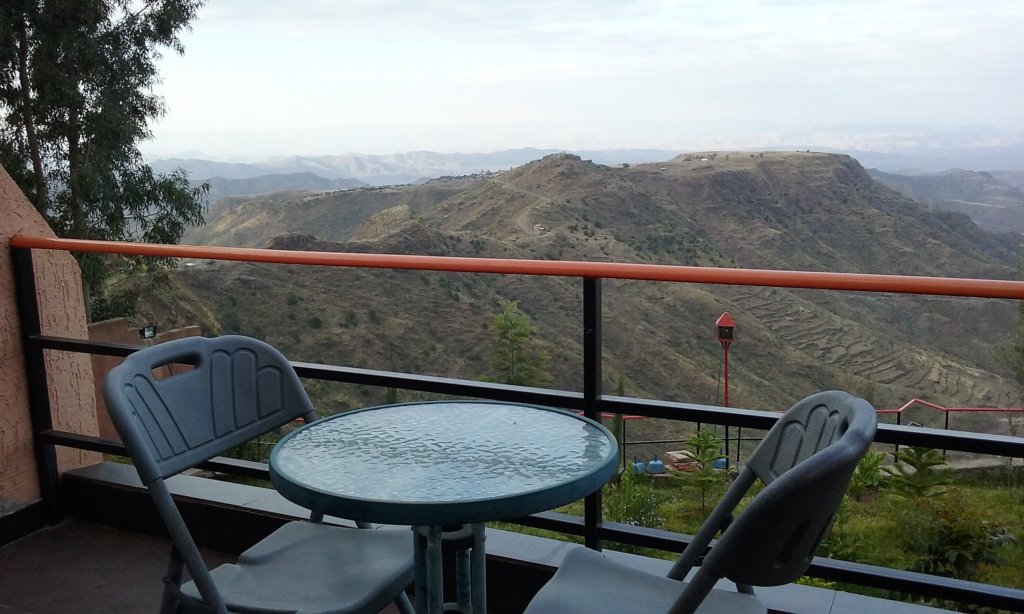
xmin=270 ymin=401 xmax=618 ymax=525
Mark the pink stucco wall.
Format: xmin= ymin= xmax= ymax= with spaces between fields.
xmin=1 ymin=165 xmax=100 ymax=511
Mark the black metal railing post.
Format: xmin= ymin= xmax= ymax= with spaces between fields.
xmin=944 ymin=410 xmax=950 ymax=458
xmin=895 ymin=411 xmax=902 ymax=453
xmin=582 ymin=277 xmax=603 ymax=550
xmin=724 ymin=425 xmax=730 ymax=469
xmin=11 ymin=247 xmax=63 ymax=523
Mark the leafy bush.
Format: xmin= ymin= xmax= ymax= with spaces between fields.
xmin=90 ymin=289 xmax=139 ymax=321
xmin=344 ymin=311 xmax=359 ymax=328
xmin=603 ymin=468 xmax=661 ymax=529
xmin=849 ymin=450 xmax=886 ymax=500
xmin=899 ymin=489 xmax=1016 ymax=583
xmin=222 ymin=309 xmax=242 ymax=334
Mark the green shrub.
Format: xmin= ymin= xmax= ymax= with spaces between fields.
xmin=603 ymin=469 xmax=661 ymax=529
xmin=90 ymin=288 xmax=139 ymax=321
xmin=344 ymin=311 xmax=359 ymax=328
xmin=222 ymin=309 xmax=242 ymax=334
xmin=899 ymin=489 xmax=1016 ymax=583
xmin=850 ymin=450 xmax=885 ymax=501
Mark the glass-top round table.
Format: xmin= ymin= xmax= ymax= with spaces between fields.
xmin=270 ymin=400 xmax=618 ymax=614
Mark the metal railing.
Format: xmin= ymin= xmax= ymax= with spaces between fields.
xmin=10 ymin=234 xmax=1024 ymax=611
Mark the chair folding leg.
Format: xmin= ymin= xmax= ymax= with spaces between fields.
xmin=667 ymin=567 xmax=717 ymax=614
xmin=160 ymin=545 xmax=186 ymax=614
xmin=396 ymin=592 xmax=416 ymax=614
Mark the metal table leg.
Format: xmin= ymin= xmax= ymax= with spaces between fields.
xmin=414 ymin=526 xmax=426 ymax=613
xmin=455 ymin=541 xmax=472 ymax=611
xmin=413 ymin=525 xmax=445 ymax=614
xmin=470 ymin=523 xmax=486 ymax=614
xmin=427 ymin=525 xmax=444 ymax=614
xmin=415 ymin=523 xmax=488 ymax=614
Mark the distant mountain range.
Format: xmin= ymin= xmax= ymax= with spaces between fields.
xmin=125 ymin=152 xmax=1019 ymax=446
xmin=151 ymin=144 xmax=1024 ymax=213
xmin=202 ymin=173 xmax=366 ymax=210
xmin=150 ymin=148 xmax=682 ymax=188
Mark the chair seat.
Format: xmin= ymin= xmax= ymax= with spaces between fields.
xmin=182 ymin=521 xmax=414 ymax=614
xmin=524 ymin=547 xmax=766 ymax=614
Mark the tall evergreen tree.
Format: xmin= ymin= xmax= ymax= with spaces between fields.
xmin=490 ymin=299 xmax=550 ymax=386
xmin=0 ymin=1 xmax=207 ymax=315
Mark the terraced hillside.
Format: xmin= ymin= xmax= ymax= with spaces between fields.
xmin=129 ymin=152 xmax=1023 ymax=438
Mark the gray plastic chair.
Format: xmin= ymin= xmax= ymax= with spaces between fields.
xmin=103 ymin=335 xmax=415 ymax=614
xmin=525 ymin=390 xmax=878 ymax=614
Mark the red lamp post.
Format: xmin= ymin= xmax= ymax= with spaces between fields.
xmin=716 ymin=312 xmax=735 ymax=407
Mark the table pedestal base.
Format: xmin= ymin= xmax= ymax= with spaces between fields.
xmin=413 ymin=524 xmax=486 ymax=614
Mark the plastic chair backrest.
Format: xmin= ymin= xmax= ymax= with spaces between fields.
xmin=104 ymin=335 xmax=316 ymax=485
xmin=701 ymin=390 xmax=877 ymax=586
xmin=104 ymin=335 xmax=318 ymax=613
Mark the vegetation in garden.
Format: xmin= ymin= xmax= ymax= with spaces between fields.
xmin=848 ymin=449 xmax=885 ymax=501
xmin=684 ymin=429 xmax=728 ymax=518
xmin=602 ymin=466 xmax=661 ymax=530
xmin=882 ymin=446 xmax=952 ymax=499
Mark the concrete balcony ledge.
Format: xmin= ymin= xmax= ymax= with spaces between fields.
xmin=65 ymin=461 xmax=367 ymax=529
xmin=59 ymin=462 xmax=953 ymax=614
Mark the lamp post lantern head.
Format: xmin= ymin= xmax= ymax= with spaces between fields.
xmin=716 ymin=312 xmax=735 ymax=347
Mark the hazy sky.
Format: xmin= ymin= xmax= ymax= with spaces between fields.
xmin=146 ymin=0 xmax=1024 ymax=158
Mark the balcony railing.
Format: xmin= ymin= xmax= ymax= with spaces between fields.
xmin=9 ymin=234 xmax=1024 ymax=611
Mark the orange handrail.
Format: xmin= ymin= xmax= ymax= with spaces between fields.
xmin=11 ymin=234 xmax=1024 ymax=299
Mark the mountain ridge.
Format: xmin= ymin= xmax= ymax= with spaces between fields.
xmin=127 ymin=152 xmax=1019 ymax=442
